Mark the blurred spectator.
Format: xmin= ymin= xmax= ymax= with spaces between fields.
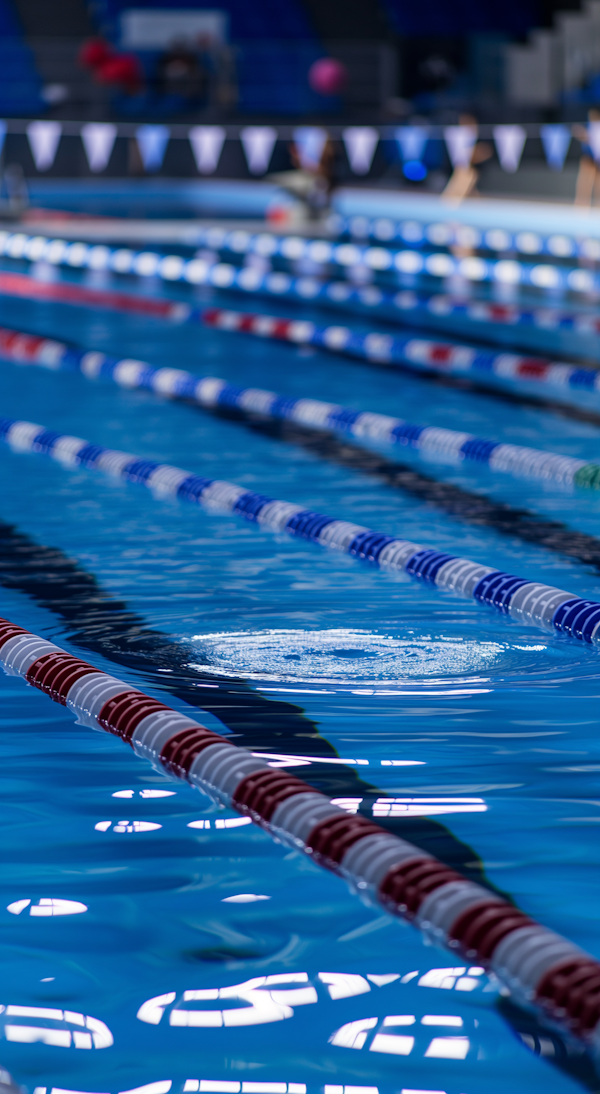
xmin=198 ymin=34 xmax=238 ymax=112
xmin=157 ymin=38 xmax=208 ymax=102
xmin=1 ymin=164 xmax=28 ymax=216
xmin=269 ymin=133 xmax=338 ymax=222
xmin=79 ymin=37 xmax=143 ymax=96
xmin=573 ymin=109 xmax=600 ymax=206
xmin=79 ymin=38 xmax=112 ymax=71
xmin=442 ymin=113 xmax=492 ymax=203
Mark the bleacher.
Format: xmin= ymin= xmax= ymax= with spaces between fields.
xmin=379 ymin=0 xmax=541 ymax=36
xmin=0 ymin=0 xmax=43 ymax=115
xmin=93 ymin=0 xmax=326 ymax=114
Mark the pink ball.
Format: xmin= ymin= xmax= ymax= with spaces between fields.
xmin=308 ymin=57 xmax=347 ymax=97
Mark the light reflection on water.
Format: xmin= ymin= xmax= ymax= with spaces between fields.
xmin=189 ymin=628 xmax=507 ymax=684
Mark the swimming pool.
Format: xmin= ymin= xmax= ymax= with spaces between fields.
xmin=0 ymin=203 xmax=600 ymax=1094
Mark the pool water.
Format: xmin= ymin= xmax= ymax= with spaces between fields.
xmin=0 ymin=244 xmax=600 ymax=1094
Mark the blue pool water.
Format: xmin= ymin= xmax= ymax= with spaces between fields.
xmin=1 ymin=240 xmax=600 ymax=1093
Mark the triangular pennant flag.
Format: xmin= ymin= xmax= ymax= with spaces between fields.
xmin=81 ymin=122 xmax=117 ymax=173
xmin=342 ymin=127 xmax=378 ymax=175
xmin=27 ymin=120 xmax=62 ymax=171
xmin=136 ymin=124 xmax=170 ymax=172
xmin=395 ymin=125 xmax=429 ymax=163
xmin=293 ymin=126 xmax=327 ymax=170
xmin=188 ymin=126 xmax=226 ymax=174
xmin=240 ymin=126 xmax=277 ymax=175
xmin=540 ymin=124 xmax=570 ymax=171
xmin=443 ymin=124 xmax=476 ymax=168
xmin=493 ymin=124 xmax=527 ymax=173
xmin=587 ymin=121 xmax=600 ymax=163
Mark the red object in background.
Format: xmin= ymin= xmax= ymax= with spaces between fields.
xmin=308 ymin=57 xmax=347 ymax=96
xmin=95 ymin=53 xmax=142 ymax=93
xmin=79 ymin=37 xmax=142 ymax=93
xmin=78 ymin=37 xmax=113 ymax=70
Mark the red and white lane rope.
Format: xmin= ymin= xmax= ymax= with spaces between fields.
xmin=1 ymin=612 xmax=599 ymax=1047
xmin=0 ymin=267 xmax=598 ymax=405
xmin=0 ymin=322 xmax=596 ymax=490
xmin=0 ymin=269 xmax=190 ymax=321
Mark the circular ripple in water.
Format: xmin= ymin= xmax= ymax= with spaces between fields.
xmin=189 ymin=628 xmax=509 ymax=685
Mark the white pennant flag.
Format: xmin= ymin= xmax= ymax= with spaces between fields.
xmin=293 ymin=126 xmax=327 ymax=170
xmin=136 ymin=124 xmax=170 ymax=172
xmin=27 ymin=120 xmax=62 ymax=171
xmin=444 ymin=125 xmax=477 ymax=168
xmin=189 ymin=126 xmax=226 ymax=174
xmin=240 ymin=126 xmax=277 ymax=175
xmin=81 ymin=122 xmax=117 ymax=173
xmin=540 ymin=124 xmax=570 ymax=171
xmin=395 ymin=125 xmax=429 ymax=163
xmin=342 ymin=127 xmax=378 ymax=175
xmin=493 ymin=124 xmax=527 ymax=173
xmin=587 ymin=121 xmax=600 ymax=163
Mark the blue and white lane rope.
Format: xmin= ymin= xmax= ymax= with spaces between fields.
xmin=1 ymin=324 xmax=598 ymax=491
xmin=0 ymin=227 xmax=598 ymax=296
xmin=391 ymin=289 xmax=600 ymax=338
xmin=2 ymin=413 xmax=600 ymax=645
xmin=328 ymin=211 xmax=600 ymax=262
xmin=201 ymin=305 xmax=600 ymax=400
xmin=193 ymin=226 xmax=599 ymax=294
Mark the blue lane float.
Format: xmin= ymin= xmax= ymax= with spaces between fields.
xmin=1 ymin=414 xmax=600 ymax=645
xmin=0 ymin=226 xmax=598 ymax=296
xmin=191 ymin=224 xmax=599 ymax=294
xmin=328 ymin=212 xmax=600 ymax=262
xmin=1 ymin=323 xmax=598 ymax=490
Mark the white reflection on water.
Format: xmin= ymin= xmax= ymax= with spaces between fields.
xmin=112 ymin=789 xmax=176 ymax=799
xmin=373 ymin=797 xmax=487 ymax=818
xmin=189 ymin=628 xmax=505 ymax=685
xmin=1 ymin=1005 xmax=113 ymax=1049
xmin=330 ymin=1011 xmax=471 ymax=1060
xmin=183 ymin=1082 xmax=306 ymax=1093
xmin=7 ymin=898 xmax=87 ymax=916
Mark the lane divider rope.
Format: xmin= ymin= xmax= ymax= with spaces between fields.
xmin=0 ymin=269 xmax=190 ymax=320
xmin=390 ymin=288 xmax=600 ymax=339
xmin=0 ymin=611 xmax=599 ymax=1047
xmin=6 ymin=226 xmax=600 ymax=352
xmin=201 ymin=305 xmax=600 ymax=404
xmin=193 ymin=225 xmax=598 ymax=295
xmin=1 ymin=323 xmax=599 ymax=491
xmin=0 ymin=266 xmax=598 ymax=405
xmin=1 ymin=412 xmax=600 ymax=645
xmin=0 ymin=227 xmax=597 ymax=296
xmin=329 ymin=212 xmax=600 ymax=262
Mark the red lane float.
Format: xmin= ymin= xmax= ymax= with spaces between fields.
xmin=0 ymin=269 xmax=190 ymax=320
xmin=1 ymin=612 xmax=600 ymax=1048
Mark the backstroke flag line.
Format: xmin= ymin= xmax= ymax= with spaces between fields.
xmin=81 ymin=122 xmax=117 ymax=173
xmin=342 ymin=127 xmax=378 ymax=175
xmin=27 ymin=120 xmax=62 ymax=171
xmin=136 ymin=124 xmax=170 ymax=172
xmin=493 ymin=124 xmax=527 ymax=172
xmin=240 ymin=126 xmax=277 ymax=175
xmin=189 ymin=125 xmax=226 ymax=174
